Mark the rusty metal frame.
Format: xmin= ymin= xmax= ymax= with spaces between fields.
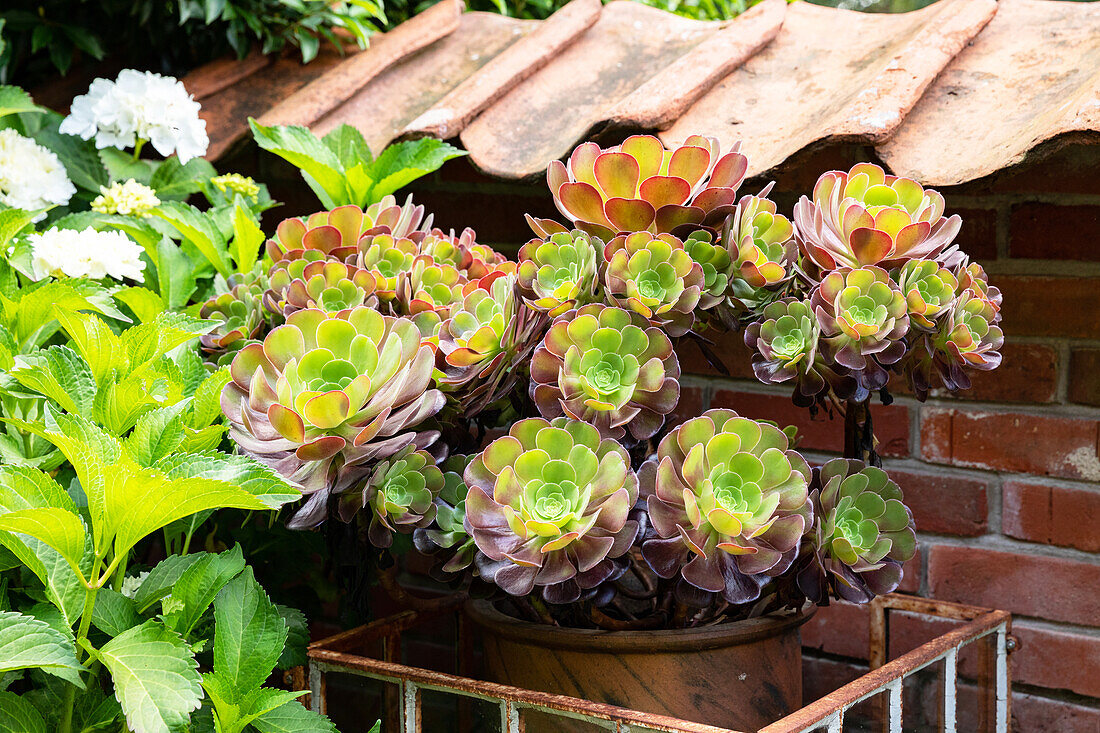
xmin=307 ymin=594 xmax=1013 ymax=732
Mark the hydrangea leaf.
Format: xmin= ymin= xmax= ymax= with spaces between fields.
xmin=92 ymin=621 xmax=202 ymax=733
xmin=0 ymin=610 xmax=84 ymax=686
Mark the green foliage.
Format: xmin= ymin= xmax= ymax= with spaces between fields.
xmin=250 ymin=119 xmax=465 ymax=210
xmin=0 ymin=1 xmax=385 ymax=85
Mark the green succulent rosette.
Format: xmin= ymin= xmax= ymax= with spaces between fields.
xmin=265 ymin=197 xmax=430 ymax=262
xmin=529 ymin=134 xmax=747 ymax=241
xmin=744 ymin=298 xmax=846 ymax=407
xmin=418 ymin=227 xmax=476 ymax=270
xmin=414 ymin=454 xmax=477 ymax=574
xmin=337 ymin=444 xmax=443 ymax=547
xmin=436 ymin=273 xmax=546 ymax=414
xmin=199 ymin=277 xmax=267 ymax=364
xmin=396 ymin=255 xmax=467 ymax=317
xmin=896 ymin=259 xmax=958 ymax=330
xmin=725 ymin=193 xmax=797 ymax=314
xmin=798 ymin=458 xmax=916 ymax=604
xmin=641 ymin=409 xmax=812 ymax=605
xmin=264 ymin=258 xmax=378 ymax=317
xmin=351 ymin=232 xmax=421 ymax=301
xmin=682 ymin=230 xmax=732 ymax=311
xmin=603 ymin=231 xmax=704 ymax=337
xmin=464 ymin=417 xmax=639 ymax=603
xmin=530 ymin=305 xmax=680 ymax=441
xmin=810 ymin=266 xmax=909 ymax=390
xmin=517 ymin=230 xmax=601 ymax=317
xmin=794 ymin=163 xmax=961 ymax=273
xmin=222 ymin=306 xmax=444 ymax=528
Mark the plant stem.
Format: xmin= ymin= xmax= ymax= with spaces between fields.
xmin=132 ymin=138 xmax=146 ymax=162
xmin=843 ymin=396 xmax=871 ymax=462
xmin=61 ymin=581 xmax=101 ymax=733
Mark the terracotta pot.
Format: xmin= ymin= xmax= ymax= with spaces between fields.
xmin=466 ymin=599 xmax=814 ymax=732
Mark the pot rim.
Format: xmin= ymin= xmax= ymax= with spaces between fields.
xmin=465 ymin=598 xmax=816 ymax=653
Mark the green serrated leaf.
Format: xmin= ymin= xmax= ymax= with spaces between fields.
xmin=131 ymin=554 xmax=204 ymax=614
xmin=91 ymin=587 xmax=140 ymax=637
xmin=155 ymin=237 xmax=198 ymax=311
xmin=149 ymin=201 xmax=231 ymax=279
xmin=162 ymin=545 xmax=245 ymax=639
xmin=251 ymin=701 xmax=338 ymax=733
xmin=0 ymin=508 xmax=86 ymax=582
xmin=0 ymin=690 xmax=47 ymax=733
xmin=31 ymin=126 xmax=108 ymax=193
xmin=212 ymin=567 xmax=286 ymax=698
xmin=0 ymin=610 xmax=84 ymax=686
xmin=229 ymin=202 xmax=264 ymax=276
xmin=154 ymin=452 xmax=300 ymax=509
xmin=188 ymin=368 xmax=231 ymax=429
xmin=126 ymin=402 xmax=189 ymax=467
xmin=0 ymin=209 xmax=34 ymax=253
xmin=248 ymin=119 xmax=346 ymax=209
xmin=99 ymin=148 xmax=154 ymax=186
xmin=93 ymin=621 xmax=202 ymax=733
xmin=7 ymin=346 xmax=97 ymax=416
xmin=322 ymin=124 xmax=372 ymax=169
xmin=367 ymin=138 xmax=465 ymax=203
xmin=274 ymin=604 xmax=308 ymax=670
xmin=115 ymin=287 xmax=165 ymax=324
xmin=149 ymin=157 xmax=217 ymax=201
xmin=0 ymin=87 xmax=44 ymax=119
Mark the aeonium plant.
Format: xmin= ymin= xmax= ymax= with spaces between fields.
xmin=217 ymin=135 xmax=1002 ymax=631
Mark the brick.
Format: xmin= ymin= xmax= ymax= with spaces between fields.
xmin=978 ymin=142 xmax=1100 ymax=197
xmin=711 ymin=389 xmax=910 ymax=457
xmin=957 ymin=343 xmax=1058 ymax=404
xmin=1003 ymin=480 xmax=1100 ymax=553
xmin=950 ymin=206 xmax=998 ymax=261
xmin=891 ymin=613 xmax=1100 ymax=698
xmin=919 ymin=407 xmax=1100 ymax=481
xmin=897 ymin=547 xmax=923 ymax=594
xmin=890 ymin=469 xmax=988 ymax=536
xmin=1068 ymin=348 xmax=1100 ymax=407
xmin=677 ymin=334 xmax=756 ymax=380
xmin=803 ymin=655 xmax=1100 ymax=733
xmin=927 ymin=545 xmax=1100 ymax=625
xmin=666 ymin=384 xmax=706 ymax=430
xmin=994 ymin=276 xmax=1100 ymax=339
xmin=1009 ymin=203 xmax=1100 ymax=260
xmin=801 ymin=602 xmax=870 ymax=659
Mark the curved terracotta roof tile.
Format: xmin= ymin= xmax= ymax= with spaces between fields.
xmin=312 ymin=12 xmax=539 ymax=154
xmin=877 ymin=0 xmax=1100 ymax=187
xmin=459 ymin=0 xmax=782 ymax=180
xmin=403 ymin=0 xmax=602 ymax=142
xmin=661 ymin=0 xmax=996 ymax=179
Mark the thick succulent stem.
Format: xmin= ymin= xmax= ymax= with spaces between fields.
xmin=843 ymin=397 xmax=880 ymax=465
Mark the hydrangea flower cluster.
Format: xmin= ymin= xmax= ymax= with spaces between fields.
xmin=29 ymin=227 xmax=145 ymax=282
xmin=0 ymin=129 xmax=75 ymax=220
xmin=60 ymin=69 xmax=209 ymax=163
xmin=91 ymin=179 xmax=160 ymax=217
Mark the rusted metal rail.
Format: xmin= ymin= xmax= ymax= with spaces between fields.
xmin=307 ymin=594 xmax=1013 ymax=732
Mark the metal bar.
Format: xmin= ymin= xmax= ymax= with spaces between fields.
xmin=309 ymin=664 xmax=325 ymax=715
xmin=942 ymin=647 xmax=957 ymax=733
xmin=309 ymin=656 xmax=738 ymax=733
xmin=996 ymin=628 xmax=1009 ymax=732
xmin=403 ymin=680 xmax=421 ymax=733
xmin=502 ymin=700 xmax=523 ymax=733
xmin=761 ymin=611 xmax=1009 ymax=733
xmin=887 ymin=679 xmax=903 ymax=733
xmin=825 ymin=711 xmax=842 ymax=733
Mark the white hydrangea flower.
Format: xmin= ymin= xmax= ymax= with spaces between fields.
xmin=91 ymin=179 xmax=160 ymax=217
xmin=0 ymin=129 xmax=76 ymax=222
xmin=119 ymin=571 xmax=151 ymax=599
xmin=29 ymin=227 xmax=146 ymax=282
xmin=60 ymin=69 xmax=209 ymax=164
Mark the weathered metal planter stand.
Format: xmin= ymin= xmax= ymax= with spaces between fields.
xmin=307 ymin=594 xmax=1013 ymax=733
